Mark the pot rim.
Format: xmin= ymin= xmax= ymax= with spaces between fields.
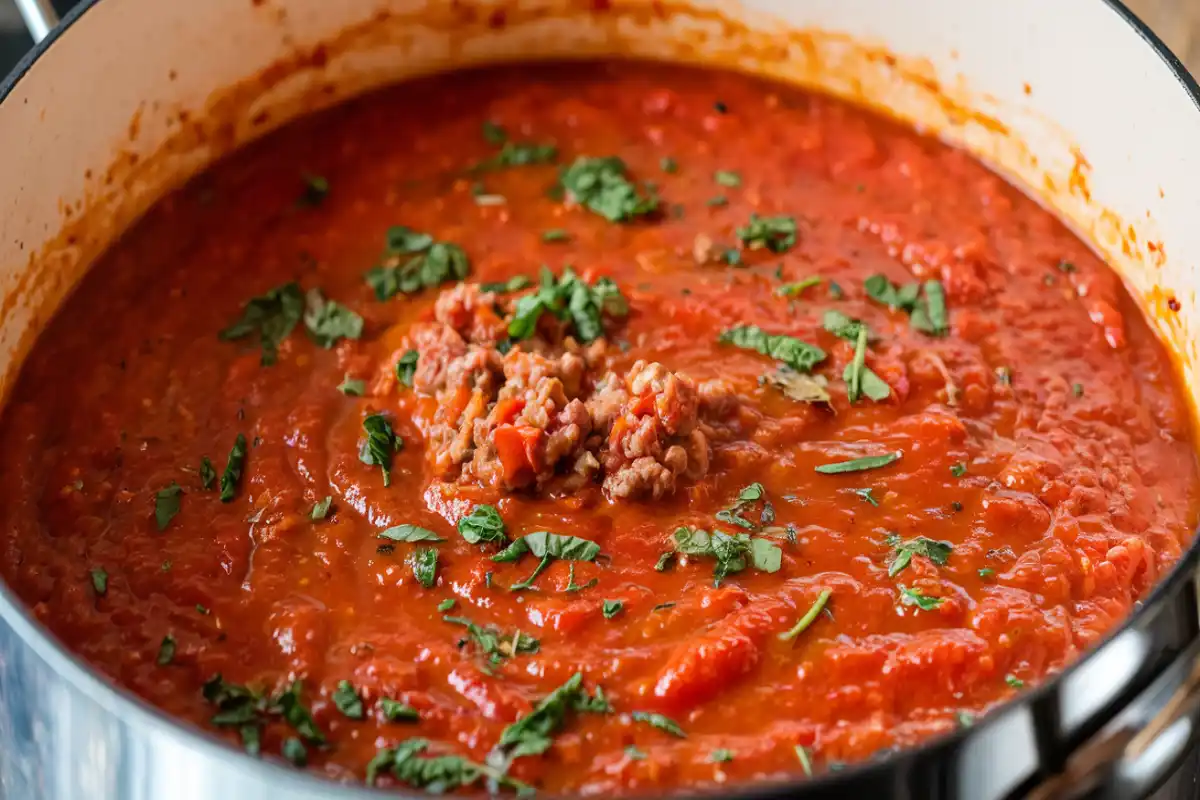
xmin=1 ymin=1 xmax=1198 ymax=797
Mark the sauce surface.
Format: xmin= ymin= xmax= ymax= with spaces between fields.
xmin=1 ymin=62 xmax=1197 ymax=795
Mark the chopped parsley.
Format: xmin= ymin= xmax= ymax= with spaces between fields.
xmin=978 ymin=568 xmax=995 ymax=579
xmin=359 ymin=414 xmax=401 ymax=486
xmin=706 ymin=195 xmax=729 ymax=207
xmin=779 ymin=588 xmax=832 ymax=641
xmin=715 ymin=482 xmax=774 ymax=531
xmin=719 ymin=325 xmax=826 ymax=372
xmin=457 ymin=504 xmax=507 ymax=545
xmin=444 ymin=614 xmax=540 ymax=669
xmin=337 ymin=374 xmax=366 ymax=396
xmin=950 ymin=462 xmax=968 ymax=477
xmin=887 ymin=536 xmax=953 ymax=577
xmin=602 ymin=599 xmax=624 ymax=619
xmin=303 ymin=289 xmax=364 ymax=348
xmin=558 ymin=156 xmax=658 ymax=222
xmin=713 ymin=170 xmax=741 ymax=187
xmin=899 ymin=586 xmax=944 ymax=611
xmin=219 ymin=433 xmax=247 ymax=503
xmin=815 ymin=452 xmax=901 ymax=474
xmin=218 ymin=282 xmax=305 ymax=366
xmin=864 ymin=275 xmax=949 ymax=335
xmin=378 ymin=524 xmax=443 ymax=543
xmin=412 ymin=547 xmax=439 ymax=588
xmin=395 ymin=350 xmax=419 ymax=388
xmin=736 ymin=213 xmax=797 ymax=253
xmin=155 ymin=483 xmax=183 ymax=531
xmin=776 ymin=276 xmax=822 ymax=297
xmin=541 ymin=228 xmax=570 ymax=243
xmin=156 ymin=634 xmax=175 ymax=666
xmin=481 ymin=120 xmax=507 ymax=145
xmin=332 ymin=680 xmax=364 ymax=719
xmin=365 ymin=227 xmax=470 ymax=300
xmin=473 ymin=141 xmax=558 ymax=172
xmin=655 ymin=551 xmax=677 ymax=572
xmin=854 ymin=487 xmax=879 ymax=506
xmin=1006 ymin=675 xmax=1024 ymax=689
xmin=90 ymin=567 xmax=108 ymax=596
xmin=198 ymin=457 xmax=216 ymax=490
xmin=631 ymin=711 xmax=686 ymax=738
xmin=437 ymin=599 xmax=456 ymax=612
xmin=508 ymin=266 xmax=628 ymax=343
xmin=310 ymin=496 xmax=333 ymax=521
xmin=381 ymin=697 xmax=419 ymax=722
xmin=671 ymin=526 xmax=781 ymax=587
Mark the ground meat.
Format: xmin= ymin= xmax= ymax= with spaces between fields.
xmin=409 ymin=285 xmax=740 ymax=499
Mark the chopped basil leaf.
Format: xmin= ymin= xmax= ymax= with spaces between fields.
xmin=795 ymin=745 xmax=814 ymax=777
xmin=978 ymin=568 xmax=995 ymax=579
xmin=365 ymin=227 xmax=470 ymax=301
xmin=474 ymin=140 xmax=558 ymax=172
xmin=721 ymin=247 xmax=743 ymax=267
xmin=271 ymin=681 xmax=325 ymax=744
xmin=508 ymin=267 xmax=628 ymax=343
xmin=776 ymin=276 xmax=822 ymax=297
xmin=950 ymin=462 xmax=968 ymax=477
xmin=444 ymin=614 xmax=540 ymax=668
xmin=899 ymin=586 xmax=944 ymax=611
xmin=1005 ymin=675 xmax=1024 ymax=689
xmin=843 ymin=327 xmax=891 ymax=404
xmin=480 ymin=275 xmax=533 ymax=294
xmin=828 ymin=280 xmax=845 ymax=300
xmin=564 ymin=563 xmax=598 ymax=593
xmin=1058 ymin=260 xmax=1077 ymax=273
xmin=359 ymin=414 xmax=401 ymax=486
xmin=709 ymin=749 xmax=735 ymax=763
xmin=707 ymin=195 xmax=729 ymax=207
xmin=196 ymin=604 xmax=210 ymax=615
xmin=715 ymin=482 xmax=772 ymax=531
xmin=492 ymin=673 xmax=609 ymax=765
xmin=155 ymin=483 xmax=183 ymax=531
xmin=381 ymin=697 xmax=420 ymax=722
xmin=457 ymin=504 xmax=507 ymax=545
xmin=281 ymin=737 xmax=307 ymax=767
xmin=437 ymin=598 xmax=456 ymax=612
xmin=559 ymin=156 xmax=658 ymax=222
xmin=655 ymin=551 xmax=677 ymax=572
xmin=493 ymin=532 xmax=600 ymax=563
xmin=631 ymin=711 xmax=686 ymax=738
xmin=864 ymin=274 xmax=921 ymax=311
xmin=719 ymin=325 xmax=826 ymax=372
xmin=367 ymin=738 xmax=532 ymax=793
xmin=412 ymin=547 xmax=438 ymax=588
xmin=303 ymin=288 xmax=364 ymax=348
xmin=779 ymin=588 xmax=832 ymax=641
xmin=218 ymin=282 xmax=305 ymax=366
xmin=218 ymin=434 xmax=247 ymax=503
xmin=90 ymin=567 xmax=108 ymax=596
xmin=910 ymin=280 xmax=949 ymax=336
xmin=815 ymin=452 xmax=901 ymax=475
xmin=1073 ymin=382 xmax=1084 ymax=398
xmin=157 ymin=634 xmax=175 ymax=665
xmin=822 ymin=309 xmax=870 ymax=341
xmin=378 ymin=524 xmax=443 ymax=543
xmin=762 ymin=368 xmax=830 ymax=404
xmin=298 ymin=174 xmax=329 ymax=208
xmin=736 ymin=213 xmax=797 ymax=253
xmin=653 ymin=602 xmax=676 ymax=612
xmin=337 ymin=374 xmax=366 ymax=396
xmin=332 ymin=680 xmax=364 ymax=719
xmin=672 ymin=527 xmax=781 ymax=587
xmin=310 ymin=496 xmax=333 ymax=521
xmin=198 ymin=457 xmax=216 ymax=490
xmin=660 ymin=156 xmax=678 ymax=173
xmin=714 ymin=170 xmax=741 ymax=187
xmin=888 ymin=536 xmax=953 ymax=577
xmin=958 ymin=711 xmax=976 ymax=728
xmin=602 ymin=599 xmax=624 ymax=619
xmin=395 ymin=349 xmax=419 ymax=388
xmin=626 ymin=745 xmax=648 ymax=761
xmin=203 ymin=674 xmax=266 ymax=754
xmin=541 ymin=228 xmax=570 ymax=243
xmin=854 ymin=487 xmax=879 ymax=506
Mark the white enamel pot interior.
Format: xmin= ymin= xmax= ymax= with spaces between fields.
xmin=1 ymin=1 xmax=1199 ymax=799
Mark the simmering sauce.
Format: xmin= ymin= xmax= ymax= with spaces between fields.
xmin=1 ymin=62 xmax=1196 ymax=795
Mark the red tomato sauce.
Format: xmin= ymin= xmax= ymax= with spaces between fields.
xmin=0 ymin=61 xmax=1196 ymax=795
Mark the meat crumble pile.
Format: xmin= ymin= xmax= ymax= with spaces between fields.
xmin=406 ymin=281 xmax=741 ymax=499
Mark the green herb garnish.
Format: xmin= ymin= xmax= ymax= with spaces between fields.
xmin=381 ymin=697 xmax=420 ymax=722
xmin=776 ymin=276 xmax=822 ymax=297
xmin=199 ymin=457 xmax=216 ymax=490
xmin=672 ymin=527 xmax=781 ymax=587
xmin=779 ymin=588 xmax=831 ymax=641
xmin=378 ymin=524 xmax=443 ymax=543
xmin=844 ymin=327 xmax=891 ymax=403
xmin=219 ymin=282 xmax=305 ymax=366
xmin=90 ymin=567 xmax=108 ymax=596
xmin=736 ymin=213 xmax=797 ymax=253
xmin=219 ymin=433 xmax=247 ymax=503
xmin=281 ymin=737 xmax=307 ymax=767
xmin=365 ymin=227 xmax=469 ymax=301
xmin=660 ymin=156 xmax=678 ymax=173
xmin=157 ymin=634 xmax=175 ymax=665
xmin=978 ymin=568 xmax=995 ymax=579
xmin=457 ymin=504 xmax=507 ymax=545
xmin=437 ymin=599 xmax=456 ymax=612
xmin=444 ymin=615 xmax=540 ymax=668
xmin=899 ymin=586 xmax=944 ymax=611
xmin=888 ymin=536 xmax=952 ymax=577
xmin=395 ymin=350 xmax=419 ymax=388
xmin=719 ymin=325 xmax=826 ymax=372
xmin=298 ymin=174 xmax=329 ymax=208
xmin=337 ymin=374 xmax=365 ymax=396
xmin=950 ymin=462 xmax=967 ymax=477
xmin=714 ymin=170 xmax=741 ymax=187
xmin=332 ymin=680 xmax=364 ymax=719
xmin=303 ymin=288 xmax=364 ymax=348
xmin=480 ymin=275 xmax=533 ymax=294
xmin=412 ymin=547 xmax=438 ymax=588
xmin=814 ymin=452 xmax=901 ymax=474
xmin=508 ymin=267 xmax=628 ymax=343
xmin=602 ymin=599 xmax=624 ymax=619
xmin=155 ymin=483 xmax=183 ymax=531
xmin=493 ymin=532 xmax=601 ymax=591
xmin=631 ymin=711 xmax=686 ymax=738
xmin=310 ymin=496 xmax=333 ymax=521
xmin=541 ymin=229 xmax=570 ymax=243
xmin=559 ymin=156 xmax=658 ymax=222
xmin=366 ymin=738 xmax=532 ymax=794
xmin=359 ymin=414 xmax=401 ymax=486
xmin=1005 ymin=675 xmax=1024 ymax=689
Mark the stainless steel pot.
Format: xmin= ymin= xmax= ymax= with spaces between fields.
xmin=3 ymin=1 xmax=1200 ymax=798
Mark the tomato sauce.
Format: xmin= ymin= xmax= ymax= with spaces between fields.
xmin=1 ymin=61 xmax=1196 ymax=795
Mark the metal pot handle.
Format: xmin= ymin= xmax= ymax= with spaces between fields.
xmin=14 ymin=0 xmax=61 ymax=44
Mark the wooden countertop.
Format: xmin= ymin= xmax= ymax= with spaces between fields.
xmin=1126 ymin=0 xmax=1200 ymax=70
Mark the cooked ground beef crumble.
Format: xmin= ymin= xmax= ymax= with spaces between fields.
xmin=403 ymin=282 xmax=741 ymax=498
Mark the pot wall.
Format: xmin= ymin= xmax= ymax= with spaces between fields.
xmin=1 ymin=1 xmax=1199 ymax=798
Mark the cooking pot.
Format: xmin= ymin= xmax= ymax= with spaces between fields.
xmin=3 ymin=1 xmax=1200 ymax=798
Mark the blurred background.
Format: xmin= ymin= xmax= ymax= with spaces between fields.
xmin=0 ymin=0 xmax=1198 ymax=78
